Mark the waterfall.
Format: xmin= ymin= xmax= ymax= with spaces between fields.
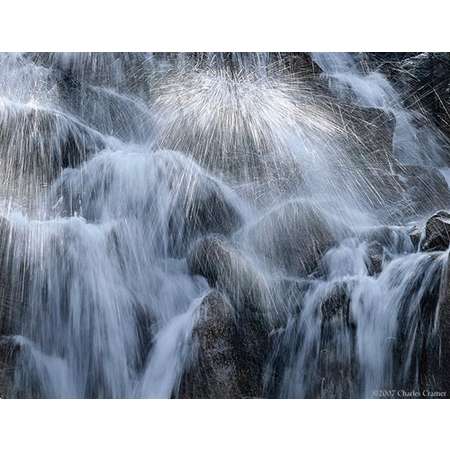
xmin=0 ymin=52 xmax=448 ymax=398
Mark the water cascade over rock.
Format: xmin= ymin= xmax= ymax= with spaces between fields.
xmin=0 ymin=52 xmax=450 ymax=398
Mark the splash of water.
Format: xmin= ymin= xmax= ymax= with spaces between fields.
xmin=0 ymin=52 xmax=448 ymax=398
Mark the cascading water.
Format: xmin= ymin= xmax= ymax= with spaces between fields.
xmin=0 ymin=52 xmax=449 ymax=398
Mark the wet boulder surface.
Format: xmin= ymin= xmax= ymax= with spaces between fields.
xmin=420 ymin=210 xmax=450 ymax=252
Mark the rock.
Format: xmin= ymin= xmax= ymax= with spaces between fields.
xmin=179 ymin=291 xmax=242 ymax=398
xmin=179 ymin=290 xmax=269 ymax=398
xmin=178 ymin=177 xmax=243 ymax=251
xmin=0 ymin=217 xmax=30 ymax=398
xmin=241 ymin=200 xmax=350 ymax=277
xmin=187 ymin=236 xmax=269 ymax=311
xmin=0 ymin=217 xmax=29 ymax=337
xmin=398 ymin=53 xmax=450 ymax=116
xmin=53 ymin=151 xmax=242 ymax=254
xmin=0 ymin=337 xmax=21 ymax=398
xmin=0 ymin=102 xmax=104 ymax=199
xmin=409 ymin=226 xmax=423 ymax=250
xmin=397 ymin=165 xmax=450 ymax=216
xmin=320 ymin=281 xmax=353 ymax=323
xmin=57 ymin=80 xmax=154 ymax=143
xmin=339 ymin=105 xmax=397 ymax=172
xmin=420 ymin=211 xmax=450 ymax=252
xmin=433 ymin=255 xmax=450 ymax=396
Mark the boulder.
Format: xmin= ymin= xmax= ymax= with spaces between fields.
xmin=178 ymin=291 xmax=242 ymax=398
xmin=0 ymin=102 xmax=104 ymax=199
xmin=420 ymin=211 xmax=450 ymax=252
xmin=0 ymin=217 xmax=29 ymax=337
xmin=397 ymin=165 xmax=450 ymax=217
xmin=338 ymin=105 xmax=397 ymax=172
xmin=177 ymin=177 xmax=243 ymax=251
xmin=0 ymin=337 xmax=21 ymax=398
xmin=57 ymin=80 xmax=154 ymax=143
xmin=0 ymin=217 xmax=30 ymax=398
xmin=433 ymin=255 xmax=450 ymax=396
xmin=53 ymin=151 xmax=243 ymax=254
xmin=320 ymin=281 xmax=353 ymax=323
xmin=187 ymin=236 xmax=270 ymax=312
xmin=398 ymin=54 xmax=450 ymax=118
xmin=240 ymin=200 xmax=350 ymax=277
xmin=179 ymin=290 xmax=269 ymax=398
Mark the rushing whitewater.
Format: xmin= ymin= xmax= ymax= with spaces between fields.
xmin=0 ymin=52 xmax=449 ymax=398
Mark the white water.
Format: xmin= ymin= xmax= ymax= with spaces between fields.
xmin=0 ymin=52 xmax=448 ymax=398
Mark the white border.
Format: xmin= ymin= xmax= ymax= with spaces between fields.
xmin=0 ymin=399 xmax=447 ymax=449
xmin=0 ymin=0 xmax=448 ymax=51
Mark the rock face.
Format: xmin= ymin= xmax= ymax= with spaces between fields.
xmin=187 ymin=236 xmax=269 ymax=308
xmin=420 ymin=211 xmax=450 ymax=252
xmin=338 ymin=105 xmax=397 ymax=172
xmin=434 ymin=256 xmax=450 ymax=396
xmin=179 ymin=291 xmax=243 ymax=398
xmin=0 ymin=337 xmax=21 ymax=398
xmin=241 ymin=200 xmax=349 ymax=277
xmin=397 ymin=166 xmax=450 ymax=217
xmin=0 ymin=218 xmax=30 ymax=398
xmin=398 ymin=53 xmax=450 ymax=139
xmin=185 ymin=238 xmax=271 ymax=398
xmin=179 ymin=290 xmax=269 ymax=398
xmin=0 ymin=103 xmax=104 ymax=201
xmin=177 ymin=178 xmax=243 ymax=253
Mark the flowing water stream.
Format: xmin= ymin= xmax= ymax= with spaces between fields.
xmin=0 ymin=52 xmax=448 ymax=398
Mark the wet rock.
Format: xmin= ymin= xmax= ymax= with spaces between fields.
xmin=179 ymin=290 xmax=269 ymax=398
xmin=0 ymin=102 xmax=104 ymax=197
xmin=0 ymin=217 xmax=29 ymax=337
xmin=187 ymin=236 xmax=269 ymax=310
xmin=0 ymin=217 xmax=29 ymax=398
xmin=320 ymin=282 xmax=353 ymax=323
xmin=241 ymin=200 xmax=350 ymax=277
xmin=340 ymin=105 xmax=397 ymax=172
xmin=397 ymin=165 xmax=450 ymax=216
xmin=54 ymin=151 xmax=242 ymax=254
xmin=398 ymin=54 xmax=450 ymax=129
xmin=409 ymin=226 xmax=422 ymax=250
xmin=57 ymin=80 xmax=154 ymax=143
xmin=0 ymin=337 xmax=21 ymax=398
xmin=359 ymin=225 xmax=413 ymax=269
xmin=435 ymin=256 xmax=450 ymax=396
xmin=420 ymin=211 xmax=450 ymax=252
xmin=416 ymin=253 xmax=450 ymax=397
xmin=177 ymin=177 xmax=243 ymax=251
xmin=179 ymin=291 xmax=242 ymax=398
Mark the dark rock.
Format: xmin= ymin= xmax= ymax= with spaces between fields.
xmin=0 ymin=103 xmax=104 ymax=199
xmin=0 ymin=337 xmax=22 ymax=398
xmin=339 ymin=105 xmax=397 ymax=172
xmin=409 ymin=226 xmax=423 ymax=250
xmin=178 ymin=177 xmax=243 ymax=251
xmin=186 ymin=237 xmax=272 ymax=398
xmin=241 ymin=200 xmax=350 ymax=277
xmin=57 ymin=80 xmax=154 ymax=143
xmin=179 ymin=291 xmax=242 ymax=398
xmin=398 ymin=53 xmax=450 ymax=119
xmin=0 ymin=217 xmax=29 ymax=337
xmin=320 ymin=281 xmax=353 ymax=322
xmin=420 ymin=210 xmax=450 ymax=252
xmin=432 ymin=255 xmax=450 ymax=396
xmin=397 ymin=165 xmax=450 ymax=217
xmin=179 ymin=290 xmax=268 ymax=398
xmin=187 ymin=236 xmax=269 ymax=310
xmin=366 ymin=241 xmax=384 ymax=275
